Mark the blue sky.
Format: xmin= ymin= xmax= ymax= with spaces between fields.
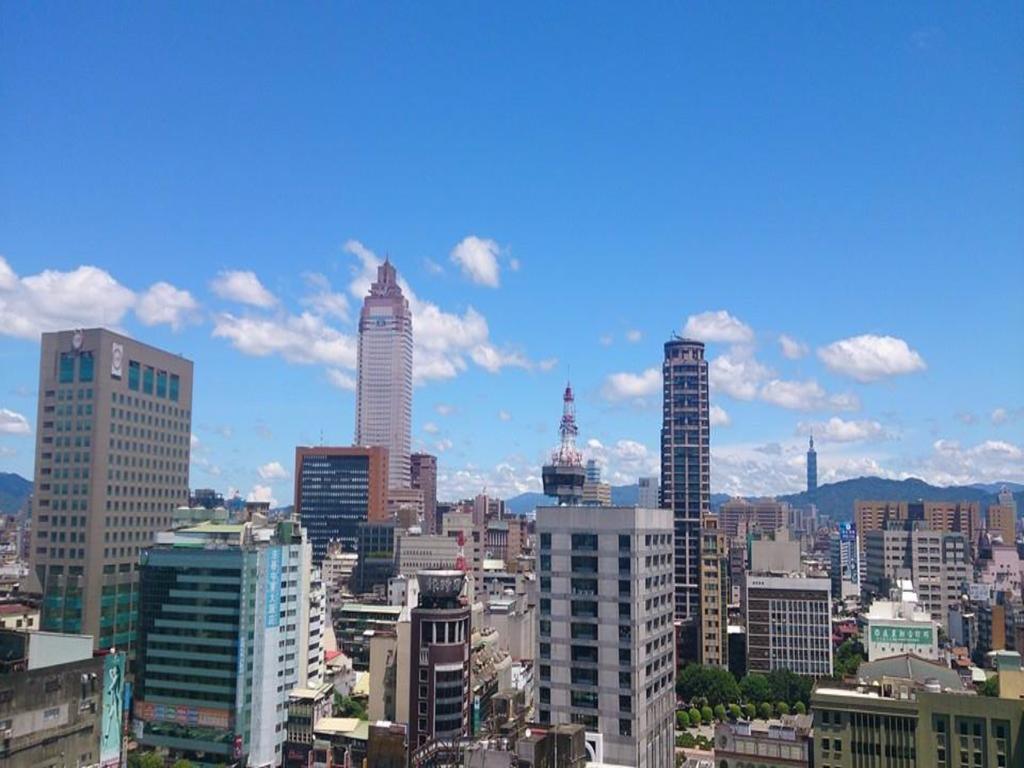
xmin=1 ymin=4 xmax=1022 ymax=505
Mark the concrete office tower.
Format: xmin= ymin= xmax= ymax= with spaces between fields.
xmin=410 ymin=453 xmax=438 ymax=533
xmin=356 ymin=260 xmax=413 ymax=489
xmin=718 ymin=498 xmax=790 ymax=539
xmin=745 ymin=573 xmax=833 ymax=676
xmin=661 ymin=337 xmax=710 ymax=621
xmin=585 ymin=459 xmax=601 ymax=484
xmin=862 ymin=525 xmax=968 ymax=631
xmin=408 ymin=571 xmax=472 ymax=750
xmin=988 ymin=491 xmax=1017 ymax=544
xmin=30 ymin=328 xmax=193 ymax=650
xmin=806 ymin=434 xmax=817 ymax=495
xmin=699 ymin=516 xmax=729 ymax=669
xmin=638 ymin=477 xmax=659 ymax=510
xmin=136 ymin=517 xmax=318 ymax=767
xmin=855 ymin=499 xmax=982 ymax=558
xmin=536 ymin=505 xmax=676 ymax=768
xmin=829 ymin=522 xmax=860 ymax=599
xmin=294 ymin=445 xmax=388 ymax=562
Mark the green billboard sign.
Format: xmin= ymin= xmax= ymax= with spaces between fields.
xmin=869 ymin=625 xmax=933 ymax=645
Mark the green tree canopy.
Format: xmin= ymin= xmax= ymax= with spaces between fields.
xmin=766 ymin=669 xmax=812 ymax=706
xmin=676 ymin=664 xmax=741 ymax=707
xmin=793 ymin=701 xmax=807 ymax=715
xmin=743 ymin=703 xmax=757 ymax=719
xmin=128 ymin=753 xmax=164 ymax=768
xmin=834 ymin=639 xmax=866 ymax=679
xmin=758 ymin=702 xmax=773 ymax=720
xmin=333 ymin=694 xmax=367 ymax=719
xmin=713 ymin=703 xmax=727 ymax=721
xmin=688 ymin=707 xmax=702 ymax=726
xmin=677 ymin=710 xmax=690 ymax=729
xmin=979 ymin=675 xmax=999 ymax=697
xmin=776 ymin=701 xmax=790 ymax=716
xmin=728 ymin=703 xmax=743 ymax=720
xmin=739 ymin=673 xmax=772 ymax=704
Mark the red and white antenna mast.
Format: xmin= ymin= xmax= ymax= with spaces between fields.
xmin=553 ymin=381 xmax=582 ymax=466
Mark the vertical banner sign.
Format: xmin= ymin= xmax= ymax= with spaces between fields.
xmin=100 ymin=652 xmax=126 ymax=767
xmin=265 ymin=547 xmax=282 ymax=628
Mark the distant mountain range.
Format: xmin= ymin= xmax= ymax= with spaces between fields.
xmin=0 ymin=473 xmax=33 ymax=515
xmin=504 ymin=477 xmax=1023 ymax=520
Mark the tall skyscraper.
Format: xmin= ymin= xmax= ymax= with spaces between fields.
xmin=30 ymin=328 xmax=193 ymax=650
xmin=637 ymin=477 xmax=659 ymax=510
xmin=806 ymin=434 xmax=817 ymax=494
xmin=536 ymin=505 xmax=676 ymax=768
xmin=294 ymin=445 xmax=388 ymax=561
xmin=660 ymin=337 xmax=710 ymax=621
xmin=410 ymin=452 xmax=438 ymax=533
xmin=356 ymin=260 xmax=413 ymax=489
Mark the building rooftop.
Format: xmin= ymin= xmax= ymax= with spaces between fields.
xmin=857 ymin=654 xmax=966 ymax=692
xmin=314 ymin=718 xmax=369 ymax=740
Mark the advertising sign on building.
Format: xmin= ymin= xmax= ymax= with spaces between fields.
xmin=100 ymin=652 xmax=125 ymax=768
xmin=869 ymin=625 xmax=933 ymax=645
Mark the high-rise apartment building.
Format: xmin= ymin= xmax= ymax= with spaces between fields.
xmin=862 ymin=525 xmax=968 ymax=630
xmin=855 ymin=499 xmax=982 ymax=557
xmin=410 ymin=453 xmax=438 ymax=533
xmin=806 ymin=434 xmax=817 ymax=494
xmin=745 ymin=574 xmax=832 ymax=677
xmin=536 ymin=505 xmax=675 ymax=768
xmin=988 ymin=501 xmax=1017 ymax=545
xmin=30 ymin=328 xmax=193 ymax=650
xmin=830 ymin=522 xmax=859 ymax=599
xmin=637 ymin=477 xmax=659 ymax=510
xmin=660 ymin=337 xmax=710 ymax=621
xmin=718 ymin=498 xmax=790 ymax=540
xmin=136 ymin=517 xmax=320 ymax=767
xmin=698 ymin=516 xmax=728 ymax=669
xmin=356 ymin=260 xmax=413 ymax=489
xmin=294 ymin=445 xmax=388 ymax=562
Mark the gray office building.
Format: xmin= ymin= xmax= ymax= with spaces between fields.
xmin=660 ymin=337 xmax=710 ymax=621
xmin=536 ymin=505 xmax=675 ymax=768
xmin=30 ymin=328 xmax=193 ymax=650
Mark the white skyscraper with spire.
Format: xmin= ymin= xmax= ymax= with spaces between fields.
xmin=356 ymin=260 xmax=413 ymax=488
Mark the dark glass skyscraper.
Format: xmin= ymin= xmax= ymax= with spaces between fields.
xmin=660 ymin=337 xmax=710 ymax=621
xmin=807 ymin=434 xmax=817 ymax=495
xmin=294 ymin=446 xmax=388 ymax=562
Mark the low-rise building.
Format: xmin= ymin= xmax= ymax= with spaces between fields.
xmin=712 ymin=715 xmax=813 ymax=768
xmin=0 ymin=602 xmax=38 ymax=631
xmin=332 ymin=602 xmax=405 ymax=670
xmin=864 ymin=579 xmax=941 ymax=661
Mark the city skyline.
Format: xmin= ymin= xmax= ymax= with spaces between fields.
xmin=2 ymin=5 xmax=1023 ymax=506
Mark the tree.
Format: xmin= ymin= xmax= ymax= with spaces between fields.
xmin=677 ymin=710 xmax=690 ymax=729
xmin=979 ymin=675 xmax=999 ymax=697
xmin=739 ymin=673 xmax=771 ymax=704
xmin=743 ymin=703 xmax=757 ymax=720
xmin=172 ymin=761 xmax=194 ymax=768
xmin=834 ymin=639 xmax=866 ymax=679
xmin=758 ymin=702 xmax=773 ymax=720
xmin=793 ymin=701 xmax=807 ymax=715
xmin=766 ymin=669 xmax=812 ymax=707
xmin=700 ymin=705 xmax=713 ymax=723
xmin=776 ymin=701 xmax=790 ymax=716
xmin=688 ymin=707 xmax=702 ymax=726
xmin=128 ymin=753 xmax=164 ymax=768
xmin=333 ymin=694 xmax=367 ymax=719
xmin=728 ymin=703 xmax=742 ymax=721
xmin=713 ymin=704 xmax=727 ymax=722
xmin=676 ymin=664 xmax=741 ymax=707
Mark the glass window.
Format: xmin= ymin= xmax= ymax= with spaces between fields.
xmin=128 ymin=361 xmax=140 ymax=391
xmin=78 ymin=353 xmax=94 ymax=382
xmin=156 ymin=370 xmax=167 ymax=398
xmin=169 ymin=374 xmax=180 ymax=401
xmin=540 ymin=532 xmax=551 ymax=549
xmin=59 ymin=354 xmax=75 ymax=383
xmin=142 ymin=366 xmax=154 ymax=394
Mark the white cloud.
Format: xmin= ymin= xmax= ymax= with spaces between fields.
xmin=136 ymin=281 xmax=200 ymax=330
xmin=709 ymin=350 xmax=770 ymax=400
xmin=326 ymin=369 xmax=356 ymax=391
xmin=599 ymin=334 xmax=614 ymax=347
xmin=257 ymin=461 xmax=289 ymax=481
xmin=423 ymin=422 xmax=440 ymax=435
xmin=0 ymin=257 xmax=136 ymax=339
xmin=796 ymin=417 xmax=888 ymax=443
xmin=955 ymin=411 xmax=978 ymax=425
xmin=508 ymin=257 xmax=521 ymax=272
xmin=759 ymin=379 xmax=827 ymax=410
xmin=301 ymin=273 xmax=350 ymax=321
xmin=435 ymin=404 xmax=454 ymax=417
xmin=625 ymin=329 xmax=643 ymax=343
xmin=991 ymin=407 xmax=1022 ymax=426
xmin=471 ymin=344 xmax=531 ymax=373
xmin=210 ymin=270 xmax=277 ymax=308
xmin=247 ymin=484 xmax=278 ymax=507
xmin=908 ymin=439 xmax=1024 ymax=487
xmin=817 ymin=334 xmax=926 ymax=382
xmin=212 ymin=312 xmax=357 ymax=368
xmin=450 ymin=236 xmax=501 ymax=287
xmin=601 ymin=368 xmax=661 ymax=403
xmin=710 ymin=404 xmax=730 ymax=427
xmin=537 ymin=358 xmax=559 ymax=372
xmin=0 ymin=408 xmax=30 ymax=435
xmin=190 ymin=433 xmax=201 ymax=450
xmin=683 ymin=310 xmax=754 ymax=344
xmin=778 ymin=334 xmax=808 ymax=360
xmin=423 ymin=258 xmax=444 ymax=275
xmin=498 ymin=410 xmax=512 ymax=422
xmin=435 ymin=438 xmax=454 ymax=453
xmin=585 ymin=438 xmax=661 ymax=486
